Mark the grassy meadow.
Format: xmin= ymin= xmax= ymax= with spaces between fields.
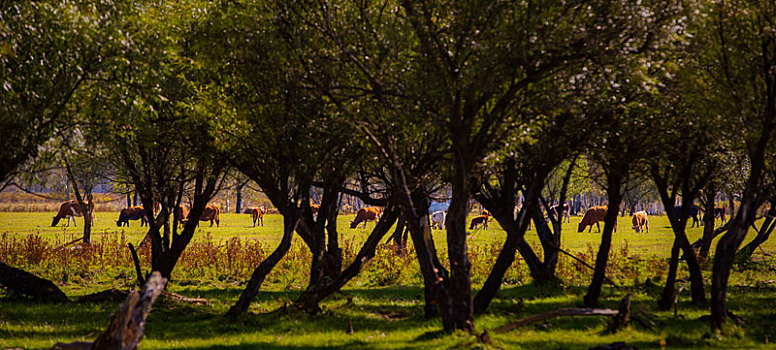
xmin=1 ymin=210 xmax=775 ymax=349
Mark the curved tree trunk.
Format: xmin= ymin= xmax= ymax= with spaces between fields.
xmin=584 ymin=177 xmax=623 ymax=308
xmin=226 ymin=208 xmax=298 ymax=318
xmin=657 ymin=239 xmax=681 ymax=310
xmin=736 ymin=199 xmax=776 ymax=262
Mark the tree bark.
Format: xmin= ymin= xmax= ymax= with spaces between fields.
xmin=736 ymin=199 xmax=776 ymax=261
xmin=403 ymin=191 xmax=447 ymax=319
xmin=0 ymin=261 xmax=69 ymax=302
xmin=584 ymin=176 xmax=623 ymax=308
xmin=441 ymin=168 xmax=475 ymax=332
xmin=226 ymin=208 xmax=298 ymax=318
xmin=293 ymin=205 xmax=399 ymax=311
xmin=657 ymin=238 xmax=681 ymax=310
xmin=699 ymin=184 xmax=717 ymax=259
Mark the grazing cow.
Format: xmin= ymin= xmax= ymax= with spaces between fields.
xmin=469 ymin=215 xmax=490 ymax=230
xmin=577 ymin=206 xmax=616 ymax=233
xmin=631 ymin=211 xmax=649 ymax=233
xmin=51 ymin=199 xmax=94 ymax=227
xmin=350 ymin=207 xmax=382 ymax=229
xmin=548 ymin=203 xmax=571 ymax=223
xmin=428 ymin=202 xmax=450 ymax=214
xmin=174 ymin=205 xmax=188 ymax=227
xmin=672 ymin=206 xmax=701 ymax=228
xmin=714 ymin=207 xmax=727 ymax=224
xmin=184 ymin=205 xmax=220 ymax=227
xmin=116 ymin=206 xmax=148 ymax=227
xmin=431 ymin=210 xmax=446 ymax=230
xmin=251 ymin=206 xmax=265 ymax=227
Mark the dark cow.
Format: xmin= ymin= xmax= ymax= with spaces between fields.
xmin=672 ymin=206 xmax=701 ymax=228
xmin=251 ymin=206 xmax=265 ymax=227
xmin=350 ymin=207 xmax=382 ymax=229
xmin=116 ymin=206 xmax=147 ymax=227
xmin=469 ymin=215 xmax=490 ymax=230
xmin=51 ymin=198 xmax=94 ymax=227
xmin=714 ymin=207 xmax=727 ymax=224
xmin=578 ymin=206 xmax=616 ymax=233
xmin=548 ymin=203 xmax=571 ymax=223
xmin=184 ymin=205 xmax=220 ymax=227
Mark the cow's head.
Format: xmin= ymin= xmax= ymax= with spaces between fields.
xmin=349 ymin=221 xmax=358 ymax=229
xmin=577 ymin=223 xmax=585 ymax=233
xmin=51 ymin=217 xmax=60 ymax=227
xmin=632 ymin=226 xmax=640 ymax=233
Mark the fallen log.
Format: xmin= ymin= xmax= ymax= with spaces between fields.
xmin=52 ymin=271 xmax=167 ymax=350
xmin=494 ymin=294 xmax=631 ymax=334
xmin=0 ymin=261 xmax=69 ymax=303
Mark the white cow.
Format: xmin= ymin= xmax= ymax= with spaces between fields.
xmin=431 ymin=210 xmax=446 ymax=230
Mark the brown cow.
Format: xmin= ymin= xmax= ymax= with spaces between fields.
xmin=174 ymin=205 xmax=188 ymax=227
xmin=184 ymin=205 xmax=220 ymax=227
xmin=350 ymin=207 xmax=382 ymax=229
xmin=469 ymin=215 xmax=490 ymax=230
xmin=577 ymin=206 xmax=617 ymax=233
xmin=116 ymin=206 xmax=147 ymax=227
xmin=51 ymin=199 xmax=94 ymax=227
xmin=631 ymin=211 xmax=649 ymax=233
xmin=251 ymin=206 xmax=265 ymax=227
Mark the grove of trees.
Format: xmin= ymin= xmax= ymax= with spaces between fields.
xmin=1 ymin=0 xmax=774 ymax=337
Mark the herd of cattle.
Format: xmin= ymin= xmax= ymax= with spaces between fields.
xmin=50 ymin=199 xmax=730 ymax=233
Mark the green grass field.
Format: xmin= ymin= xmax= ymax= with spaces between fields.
xmin=1 ymin=211 xmax=775 ymax=349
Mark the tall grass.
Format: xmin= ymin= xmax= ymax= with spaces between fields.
xmin=1 ymin=230 xmax=674 ymax=294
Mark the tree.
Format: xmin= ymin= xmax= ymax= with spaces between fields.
xmin=692 ymin=0 xmax=776 ymax=330
xmin=0 ymin=0 xmax=117 ymax=185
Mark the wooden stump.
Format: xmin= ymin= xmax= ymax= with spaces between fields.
xmin=52 ymin=271 xmax=167 ymax=350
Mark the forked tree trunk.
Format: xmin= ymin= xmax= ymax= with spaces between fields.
xmin=473 ymin=189 xmax=537 ymax=314
xmin=711 ymin=120 xmax=772 ymax=330
xmin=293 ymin=205 xmax=399 ymax=312
xmin=736 ymin=199 xmax=776 ymax=262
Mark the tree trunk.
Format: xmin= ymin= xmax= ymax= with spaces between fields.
xmin=294 ymin=205 xmax=399 ymax=312
xmin=473 ymin=198 xmax=535 ymax=313
xmin=442 ymin=171 xmax=474 ymax=332
xmin=226 ymin=208 xmax=298 ymax=318
xmin=711 ymin=199 xmax=760 ymax=329
xmin=700 ymin=184 xmax=717 ymax=259
xmin=404 ymin=192 xmax=447 ymax=319
xmin=0 ymin=261 xmax=69 ymax=302
xmin=584 ymin=176 xmax=623 ymax=308
xmin=657 ymin=238 xmax=681 ymax=310
xmin=736 ymin=199 xmax=776 ymax=261
xmin=235 ymin=182 xmax=244 ymax=214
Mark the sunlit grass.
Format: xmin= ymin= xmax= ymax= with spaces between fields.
xmin=1 ymin=211 xmax=775 ymax=349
